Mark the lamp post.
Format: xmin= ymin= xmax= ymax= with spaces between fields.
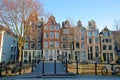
xmin=42 ymin=52 xmax=44 ymax=74
xmin=54 ymin=60 xmax=56 ymax=73
xmin=35 ymin=56 xmax=37 ymax=67
xmin=65 ymin=58 xmax=68 ymax=73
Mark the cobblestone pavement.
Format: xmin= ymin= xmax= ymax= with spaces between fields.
xmin=0 ymin=61 xmax=120 ymax=80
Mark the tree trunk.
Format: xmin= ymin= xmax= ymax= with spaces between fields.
xmin=19 ymin=46 xmax=23 ymax=62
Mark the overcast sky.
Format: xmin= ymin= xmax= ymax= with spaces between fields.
xmin=40 ymin=0 xmax=120 ymax=31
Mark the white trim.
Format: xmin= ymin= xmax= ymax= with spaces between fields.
xmin=0 ymin=31 xmax=5 ymax=62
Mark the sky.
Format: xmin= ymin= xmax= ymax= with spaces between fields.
xmin=40 ymin=0 xmax=120 ymax=31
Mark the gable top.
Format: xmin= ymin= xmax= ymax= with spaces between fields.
xmin=77 ymin=20 xmax=82 ymax=27
xmin=28 ymin=11 xmax=38 ymax=22
xmin=88 ymin=20 xmax=96 ymax=30
xmin=46 ymin=15 xmax=57 ymax=25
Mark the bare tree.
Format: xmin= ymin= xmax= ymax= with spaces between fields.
xmin=113 ymin=20 xmax=120 ymax=49
xmin=0 ymin=0 xmax=44 ymax=62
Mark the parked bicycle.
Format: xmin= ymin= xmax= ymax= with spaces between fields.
xmin=101 ymin=63 xmax=120 ymax=76
xmin=2 ymin=63 xmax=11 ymax=75
xmin=11 ymin=63 xmax=25 ymax=75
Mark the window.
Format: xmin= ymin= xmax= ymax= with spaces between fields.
xmin=36 ymin=42 xmax=41 ymax=49
xmin=56 ymin=26 xmax=59 ymax=30
xmin=87 ymin=31 xmax=92 ymax=36
xmin=109 ymin=45 xmax=112 ymax=50
xmin=11 ymin=54 xmax=13 ymax=59
xmin=81 ymin=36 xmax=84 ymax=40
xmin=76 ymin=42 xmax=79 ymax=48
xmin=55 ymin=32 xmax=59 ymax=39
xmin=89 ymin=38 xmax=92 ymax=44
xmin=37 ymin=28 xmax=41 ymax=33
xmin=92 ymin=27 xmax=94 ymax=31
xmin=110 ymin=53 xmax=113 ymax=61
xmin=44 ymin=33 xmax=48 ymax=38
xmin=94 ymin=31 xmax=98 ymax=36
xmin=24 ymin=51 xmax=27 ymax=58
xmin=102 ymin=39 xmax=104 ymax=42
xmin=37 ymin=35 xmax=41 ymax=41
xmin=37 ymin=22 xmax=41 ymax=28
xmin=109 ymin=39 xmax=112 ymax=42
xmin=50 ymin=41 xmax=54 ymax=47
xmin=62 ymin=44 xmax=67 ymax=48
xmin=44 ymin=26 xmax=48 ymax=30
xmin=81 ymin=28 xmax=85 ymax=34
xmin=11 ymin=46 xmax=13 ymax=52
xmin=88 ymin=53 xmax=93 ymax=60
xmin=69 ymin=43 xmax=73 ymax=49
xmin=30 ymin=42 xmax=34 ymax=49
xmin=45 ymin=50 xmax=49 ymax=60
xmin=50 ymin=26 xmax=54 ymax=30
xmin=95 ymin=52 xmax=99 ymax=57
xmin=14 ymin=47 xmax=16 ymax=52
xmin=82 ymin=51 xmax=86 ymax=61
xmin=24 ymin=42 xmax=28 ymax=49
xmin=63 ymin=29 xmax=69 ymax=34
xmin=50 ymin=32 xmax=54 ymax=38
xmin=55 ymin=41 xmax=59 ymax=48
xmin=95 ymin=38 xmax=98 ymax=43
xmin=105 ymin=39 xmax=108 ymax=42
xmin=103 ymin=45 xmax=107 ymax=50
xmin=81 ymin=42 xmax=85 ymax=48
xmin=62 ymin=36 xmax=67 ymax=41
xmin=103 ymin=53 xmax=106 ymax=61
xmin=104 ymin=32 xmax=109 ymax=36
xmin=95 ymin=46 xmax=99 ymax=51
xmin=44 ymin=41 xmax=48 ymax=48
xmin=90 ymin=46 xmax=92 ymax=52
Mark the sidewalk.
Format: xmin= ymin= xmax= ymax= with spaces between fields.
xmin=0 ymin=61 xmax=120 ymax=80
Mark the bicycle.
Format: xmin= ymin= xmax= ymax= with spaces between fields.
xmin=11 ymin=63 xmax=25 ymax=75
xmin=101 ymin=63 xmax=120 ymax=76
xmin=2 ymin=62 xmax=12 ymax=76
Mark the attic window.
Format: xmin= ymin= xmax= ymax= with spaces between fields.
xmin=38 ymin=22 xmax=41 ymax=28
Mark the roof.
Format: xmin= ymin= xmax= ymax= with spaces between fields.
xmin=0 ymin=25 xmax=16 ymax=37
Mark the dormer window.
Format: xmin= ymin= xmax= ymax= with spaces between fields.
xmin=38 ymin=22 xmax=41 ymax=28
xmin=104 ymin=31 xmax=109 ymax=36
xmin=81 ymin=28 xmax=85 ymax=34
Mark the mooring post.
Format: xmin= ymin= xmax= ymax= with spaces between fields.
xmin=54 ymin=60 xmax=56 ymax=73
xmin=95 ymin=62 xmax=97 ymax=75
xmin=42 ymin=60 xmax=44 ymax=74
xmin=76 ymin=60 xmax=79 ymax=74
xmin=31 ymin=59 xmax=34 ymax=72
xmin=66 ymin=59 xmax=68 ymax=73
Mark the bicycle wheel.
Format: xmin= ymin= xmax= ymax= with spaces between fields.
xmin=101 ymin=66 xmax=108 ymax=76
